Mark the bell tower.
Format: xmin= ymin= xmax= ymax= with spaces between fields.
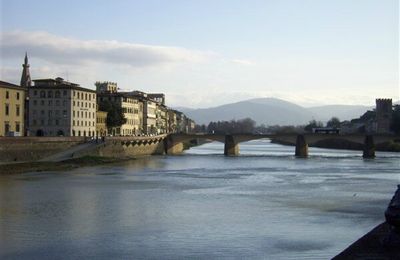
xmin=20 ymin=52 xmax=32 ymax=87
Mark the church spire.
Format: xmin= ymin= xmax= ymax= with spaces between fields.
xmin=20 ymin=52 xmax=32 ymax=87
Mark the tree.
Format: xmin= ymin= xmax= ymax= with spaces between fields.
xmin=304 ymin=120 xmax=323 ymax=132
xmin=98 ymin=100 xmax=127 ymax=133
xmin=390 ymin=105 xmax=400 ymax=134
xmin=326 ymin=117 xmax=341 ymax=128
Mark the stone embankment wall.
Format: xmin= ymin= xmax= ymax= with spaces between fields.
xmin=0 ymin=136 xmax=168 ymax=163
xmin=78 ymin=138 xmax=166 ymax=158
xmin=0 ymin=137 xmax=85 ymax=162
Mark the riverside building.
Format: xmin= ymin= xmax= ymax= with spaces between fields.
xmin=96 ymin=82 xmax=143 ymax=136
xmin=0 ymin=81 xmax=27 ymax=136
xmin=28 ymin=77 xmax=96 ymax=136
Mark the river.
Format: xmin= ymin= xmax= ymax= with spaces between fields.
xmin=1 ymin=140 xmax=399 ymax=259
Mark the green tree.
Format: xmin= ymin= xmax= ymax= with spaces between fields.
xmin=98 ymin=100 xmax=127 ymax=132
xmin=390 ymin=105 xmax=400 ymax=134
xmin=326 ymin=117 xmax=341 ymax=128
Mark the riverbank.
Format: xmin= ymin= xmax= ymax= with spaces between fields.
xmin=0 ymin=156 xmax=132 ymax=175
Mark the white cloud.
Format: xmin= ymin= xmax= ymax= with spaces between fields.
xmin=0 ymin=30 xmax=212 ymax=67
xmin=230 ymin=59 xmax=255 ymax=66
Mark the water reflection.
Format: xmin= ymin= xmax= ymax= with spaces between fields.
xmin=0 ymin=141 xmax=399 ymax=259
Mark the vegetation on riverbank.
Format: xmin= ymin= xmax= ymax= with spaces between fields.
xmin=0 ymin=156 xmax=131 ymax=175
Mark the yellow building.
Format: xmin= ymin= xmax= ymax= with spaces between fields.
xmin=96 ymin=110 xmax=108 ymax=137
xmin=0 ymin=81 xmax=26 ymax=136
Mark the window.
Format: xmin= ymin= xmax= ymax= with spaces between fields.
xmin=48 ymin=100 xmax=53 ymax=106
xmin=41 ymin=110 xmax=45 ymax=115
xmin=73 ymin=101 xmax=75 ymax=106
xmin=73 ymin=120 xmax=75 ymax=126
xmin=48 ymin=110 xmax=53 ymax=117
xmin=63 ymin=90 xmax=67 ymax=96
xmin=47 ymin=91 xmax=53 ymax=98
xmin=55 ymin=91 xmax=61 ymax=98
xmin=5 ymin=104 xmax=9 ymax=116
xmin=40 ymin=91 xmax=45 ymax=98
xmin=16 ymin=105 xmax=20 ymax=116
xmin=34 ymin=90 xmax=38 ymax=96
xmin=16 ymin=92 xmax=20 ymax=100
xmin=55 ymin=119 xmax=59 ymax=126
xmin=77 ymin=92 xmax=80 ymax=99
xmin=40 ymin=100 xmax=45 ymax=106
xmin=15 ymin=122 xmax=20 ymax=132
xmin=56 ymin=100 xmax=60 ymax=106
xmin=34 ymin=100 xmax=37 ymax=106
xmin=73 ymin=111 xmax=75 ymax=117
xmin=63 ymin=100 xmax=67 ymax=106
xmin=4 ymin=122 xmax=10 ymax=134
xmin=55 ymin=110 xmax=60 ymax=116
xmin=63 ymin=110 xmax=67 ymax=117
xmin=6 ymin=91 xmax=9 ymax=99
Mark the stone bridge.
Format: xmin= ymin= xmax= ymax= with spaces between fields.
xmin=165 ymin=133 xmax=400 ymax=158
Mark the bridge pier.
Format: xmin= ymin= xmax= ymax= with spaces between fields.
xmin=295 ymin=134 xmax=308 ymax=157
xmin=224 ymin=135 xmax=239 ymax=156
xmin=164 ymin=135 xmax=184 ymax=155
xmin=363 ymin=135 xmax=375 ymax=159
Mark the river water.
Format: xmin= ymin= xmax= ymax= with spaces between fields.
xmin=1 ymin=140 xmax=399 ymax=259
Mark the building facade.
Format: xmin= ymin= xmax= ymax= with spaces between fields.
xmin=0 ymin=81 xmax=26 ymax=136
xmin=28 ymin=77 xmax=96 ymax=136
xmin=96 ymin=107 xmax=108 ymax=137
xmin=97 ymin=82 xmax=143 ymax=136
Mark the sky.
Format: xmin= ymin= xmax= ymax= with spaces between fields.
xmin=0 ymin=0 xmax=399 ymax=108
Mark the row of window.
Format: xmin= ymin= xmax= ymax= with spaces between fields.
xmin=73 ymin=110 xmax=96 ymax=119
xmin=4 ymin=122 xmax=21 ymax=133
xmin=123 ymin=107 xmax=140 ymax=114
xmin=31 ymin=119 xmax=96 ymax=127
xmin=4 ymin=104 xmax=21 ymax=117
xmin=4 ymin=91 xmax=21 ymax=100
xmin=32 ymin=89 xmax=96 ymax=101
xmin=97 ymin=117 xmax=106 ymax=124
xmin=73 ymin=91 xmax=95 ymax=101
xmin=72 ymin=120 xmax=95 ymax=127
xmin=32 ymin=119 xmax=65 ymax=126
xmin=73 ymin=100 xmax=95 ymax=109
xmin=34 ymin=90 xmax=67 ymax=98
xmin=32 ymin=109 xmax=67 ymax=117
xmin=125 ymin=119 xmax=141 ymax=125
xmin=33 ymin=99 xmax=67 ymax=106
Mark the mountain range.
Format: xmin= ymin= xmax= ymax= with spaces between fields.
xmin=177 ymin=98 xmax=373 ymax=126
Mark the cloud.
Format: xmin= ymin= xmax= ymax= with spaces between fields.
xmin=0 ymin=30 xmax=212 ymax=67
xmin=231 ymin=59 xmax=255 ymax=66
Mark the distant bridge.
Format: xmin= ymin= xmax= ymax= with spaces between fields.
xmin=164 ymin=133 xmax=400 ymax=158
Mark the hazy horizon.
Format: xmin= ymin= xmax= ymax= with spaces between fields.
xmin=1 ymin=0 xmax=399 ymax=108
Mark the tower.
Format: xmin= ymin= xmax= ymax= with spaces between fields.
xmin=20 ymin=52 xmax=32 ymax=87
xmin=376 ymin=99 xmax=392 ymax=133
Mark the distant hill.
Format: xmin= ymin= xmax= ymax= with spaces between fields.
xmin=179 ymin=98 xmax=372 ymax=126
xmin=308 ymin=105 xmax=370 ymax=122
